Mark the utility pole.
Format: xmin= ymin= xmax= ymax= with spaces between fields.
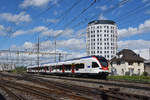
xmin=54 ymin=37 xmax=56 ymax=62
xmin=17 ymin=50 xmax=19 ymax=67
xmin=59 ymin=53 xmax=61 ymax=62
xmin=37 ymin=37 xmax=40 ymax=72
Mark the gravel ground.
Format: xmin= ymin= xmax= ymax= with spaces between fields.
xmin=40 ymin=76 xmax=150 ymax=97
xmin=1 ymin=72 xmax=150 ymax=99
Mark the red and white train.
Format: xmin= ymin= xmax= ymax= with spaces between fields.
xmin=27 ymin=56 xmax=109 ymax=78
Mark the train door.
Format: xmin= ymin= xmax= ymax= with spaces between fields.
xmin=85 ymin=60 xmax=92 ymax=73
xmin=71 ymin=64 xmax=75 ymax=73
xmin=49 ymin=66 xmax=52 ymax=73
xmin=78 ymin=61 xmax=87 ymax=74
xmin=62 ymin=64 xmax=65 ymax=73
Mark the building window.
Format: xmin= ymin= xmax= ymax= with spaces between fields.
xmin=107 ymin=26 xmax=109 ymax=29
xmin=97 ymin=30 xmax=99 ymax=33
xmin=128 ymin=62 xmax=133 ymax=65
xmin=104 ymin=26 xmax=106 ymax=28
xmin=138 ymin=62 xmax=140 ymax=66
xmin=117 ymin=61 xmax=121 ymax=65
xmin=138 ymin=69 xmax=140 ymax=75
xmin=97 ymin=26 xmax=99 ymax=28
xmin=97 ymin=51 xmax=99 ymax=53
xmin=107 ymin=55 xmax=109 ymax=58
xmin=122 ymin=69 xmax=124 ymax=75
xmin=104 ymin=30 xmax=106 ymax=32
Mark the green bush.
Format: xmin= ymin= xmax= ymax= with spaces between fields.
xmin=107 ymin=75 xmax=150 ymax=83
xmin=142 ymin=72 xmax=148 ymax=77
xmin=12 ymin=66 xmax=26 ymax=73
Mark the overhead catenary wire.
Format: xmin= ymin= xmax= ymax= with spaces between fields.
xmin=49 ymin=0 xmax=83 ymax=29
xmin=42 ymin=0 xmax=133 ymax=56
xmin=71 ymin=0 xmax=132 ymax=30
xmin=63 ymin=0 xmax=97 ymax=29
xmin=115 ymin=0 xmax=150 ymax=23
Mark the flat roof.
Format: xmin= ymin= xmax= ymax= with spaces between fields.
xmin=88 ymin=20 xmax=116 ymax=25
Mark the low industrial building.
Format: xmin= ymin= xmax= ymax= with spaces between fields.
xmin=0 ymin=63 xmax=16 ymax=71
xmin=110 ymin=49 xmax=145 ymax=76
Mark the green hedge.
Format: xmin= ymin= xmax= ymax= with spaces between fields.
xmin=107 ymin=75 xmax=150 ymax=83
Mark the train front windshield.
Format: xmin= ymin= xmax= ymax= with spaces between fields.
xmin=97 ymin=57 xmax=108 ymax=67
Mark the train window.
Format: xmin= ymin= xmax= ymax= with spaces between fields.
xmin=65 ymin=64 xmax=71 ymax=71
xmin=98 ymin=57 xmax=108 ymax=67
xmin=92 ymin=62 xmax=99 ymax=68
xmin=75 ymin=63 xmax=84 ymax=69
xmin=51 ymin=66 xmax=55 ymax=70
xmin=58 ymin=66 xmax=62 ymax=71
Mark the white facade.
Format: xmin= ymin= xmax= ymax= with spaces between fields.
xmin=86 ymin=20 xmax=117 ymax=60
xmin=110 ymin=61 xmax=144 ymax=76
xmin=0 ymin=63 xmax=16 ymax=71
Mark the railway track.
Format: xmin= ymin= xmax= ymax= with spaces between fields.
xmin=29 ymin=73 xmax=150 ymax=91
xmin=0 ymin=73 xmax=94 ymax=100
xmin=0 ymin=72 xmax=150 ymax=100
xmin=22 ymin=73 xmax=150 ymax=100
xmin=0 ymin=84 xmax=26 ymax=100
xmin=0 ymin=79 xmax=58 ymax=100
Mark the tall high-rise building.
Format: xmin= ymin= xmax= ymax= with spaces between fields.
xmin=86 ymin=20 xmax=118 ymax=60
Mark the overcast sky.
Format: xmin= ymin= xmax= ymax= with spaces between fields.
xmin=0 ymin=0 xmax=150 ymax=64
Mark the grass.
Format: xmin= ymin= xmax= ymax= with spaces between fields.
xmin=11 ymin=66 xmax=27 ymax=74
xmin=107 ymin=75 xmax=150 ymax=83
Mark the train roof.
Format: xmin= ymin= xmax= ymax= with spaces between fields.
xmin=27 ymin=56 xmax=106 ymax=68
xmin=66 ymin=56 xmax=105 ymax=61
